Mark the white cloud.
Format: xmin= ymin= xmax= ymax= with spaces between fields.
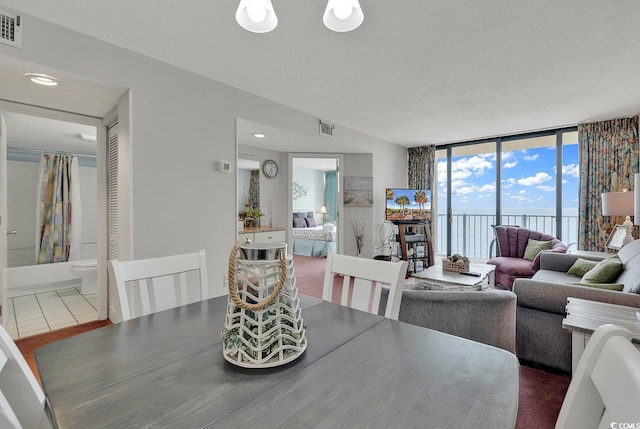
xmin=523 ymin=154 xmax=539 ymax=161
xmin=563 ymin=163 xmax=579 ymax=178
xmin=537 ymin=185 xmax=555 ymax=192
xmin=503 ymin=161 xmax=518 ymax=169
xmin=517 ymin=172 xmax=552 ymax=186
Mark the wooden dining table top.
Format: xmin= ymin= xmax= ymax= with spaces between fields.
xmin=35 ymin=294 xmax=519 ymax=428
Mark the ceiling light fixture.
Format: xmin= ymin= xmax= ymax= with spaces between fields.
xmin=77 ymin=133 xmax=97 ymax=142
xmin=235 ymin=0 xmax=278 ymax=33
xmin=25 ymin=73 xmax=60 ymax=86
xmin=235 ymin=0 xmax=363 ymax=33
xmin=323 ymin=0 xmax=364 ymax=32
xmin=253 ymin=133 xmax=266 ymax=138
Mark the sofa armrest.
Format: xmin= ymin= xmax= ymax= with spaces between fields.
xmin=513 ymin=278 xmax=640 ymax=315
xmin=538 ymin=252 xmax=605 ymax=272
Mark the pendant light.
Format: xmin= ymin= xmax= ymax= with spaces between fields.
xmin=323 ymin=0 xmax=364 ymax=32
xmin=235 ymin=0 xmax=278 ymax=33
xmin=235 ymin=0 xmax=364 ymax=33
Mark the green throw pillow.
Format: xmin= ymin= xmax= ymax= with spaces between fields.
xmin=567 ymin=258 xmax=599 ymax=277
xmin=572 ymin=282 xmax=625 ymax=291
xmin=523 ymin=239 xmax=553 ymax=261
xmin=580 ymin=256 xmax=624 ymax=284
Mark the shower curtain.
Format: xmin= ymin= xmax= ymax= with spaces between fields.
xmin=35 ymin=154 xmax=82 ymax=264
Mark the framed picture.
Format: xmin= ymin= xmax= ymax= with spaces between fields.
xmin=605 ymin=224 xmax=628 ymax=251
xmin=344 ymin=176 xmax=373 ymax=207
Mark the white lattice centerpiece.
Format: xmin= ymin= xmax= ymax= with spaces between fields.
xmin=222 ymin=241 xmax=307 ymax=368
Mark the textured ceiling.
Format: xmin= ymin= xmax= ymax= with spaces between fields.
xmin=1 ymin=0 xmax=640 ymax=147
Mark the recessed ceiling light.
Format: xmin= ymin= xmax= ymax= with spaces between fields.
xmin=77 ymin=133 xmax=97 ymax=142
xmin=253 ymin=133 xmax=266 ymax=138
xmin=25 ymin=73 xmax=59 ymax=86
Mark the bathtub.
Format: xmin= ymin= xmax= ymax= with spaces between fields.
xmin=6 ymin=259 xmax=95 ymax=297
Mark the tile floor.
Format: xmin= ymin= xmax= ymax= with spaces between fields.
xmin=5 ymin=287 xmax=98 ymax=340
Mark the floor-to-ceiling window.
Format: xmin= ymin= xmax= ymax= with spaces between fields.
xmin=436 ymin=128 xmax=578 ymax=259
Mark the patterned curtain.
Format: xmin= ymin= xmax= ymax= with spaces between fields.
xmin=408 ymin=145 xmax=436 ymax=189
xmin=249 ymin=170 xmax=260 ymax=209
xmin=324 ymin=171 xmax=337 ymax=222
xmin=578 ymin=116 xmax=639 ymax=251
xmin=37 ymin=154 xmax=74 ymax=264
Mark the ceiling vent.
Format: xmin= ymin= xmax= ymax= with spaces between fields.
xmin=319 ymin=120 xmax=334 ymax=137
xmin=0 ymin=9 xmax=22 ymax=48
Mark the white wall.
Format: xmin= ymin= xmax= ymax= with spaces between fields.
xmin=0 ymin=11 xmax=407 ymax=301
xmin=292 ymin=166 xmax=324 ymax=214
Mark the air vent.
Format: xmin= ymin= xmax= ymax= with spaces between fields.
xmin=0 ymin=9 xmax=22 ymax=48
xmin=319 ymin=120 xmax=334 ymax=137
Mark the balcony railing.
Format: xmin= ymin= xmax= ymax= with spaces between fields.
xmin=435 ymin=214 xmax=578 ymax=260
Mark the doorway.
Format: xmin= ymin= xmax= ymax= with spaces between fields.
xmin=1 ymin=110 xmax=100 ymax=339
xmin=291 ymin=155 xmax=341 ymax=256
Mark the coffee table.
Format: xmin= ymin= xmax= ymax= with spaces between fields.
xmin=411 ymin=263 xmax=495 ymax=290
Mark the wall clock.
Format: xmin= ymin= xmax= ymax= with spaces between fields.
xmin=262 ymin=159 xmax=278 ymax=178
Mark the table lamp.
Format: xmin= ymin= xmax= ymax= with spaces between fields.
xmin=602 ymin=189 xmax=635 ymax=247
xmin=320 ymin=206 xmax=328 ymax=223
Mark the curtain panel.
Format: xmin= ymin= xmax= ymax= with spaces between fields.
xmin=407 ymin=146 xmax=436 ymax=189
xmin=249 ymin=169 xmax=260 ymax=209
xmin=37 ymin=154 xmax=74 ymax=264
xmin=324 ymin=171 xmax=337 ymax=222
xmin=578 ymin=115 xmax=639 ymax=251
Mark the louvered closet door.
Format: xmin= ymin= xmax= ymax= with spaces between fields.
xmin=107 ymin=122 xmax=119 ymax=314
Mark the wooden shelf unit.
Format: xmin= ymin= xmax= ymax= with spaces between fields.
xmin=395 ymin=221 xmax=434 ymax=277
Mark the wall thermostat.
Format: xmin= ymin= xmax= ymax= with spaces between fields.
xmin=217 ymin=160 xmax=231 ymax=173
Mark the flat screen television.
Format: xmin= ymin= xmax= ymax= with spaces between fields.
xmin=385 ymin=188 xmax=432 ymax=222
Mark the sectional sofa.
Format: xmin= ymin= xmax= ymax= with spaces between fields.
xmin=512 ymin=238 xmax=640 ymax=372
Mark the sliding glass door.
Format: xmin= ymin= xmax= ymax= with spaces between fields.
xmin=435 ymin=128 xmax=578 ymax=260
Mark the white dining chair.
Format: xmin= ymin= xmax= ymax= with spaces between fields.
xmin=0 ymin=325 xmax=53 ymax=429
xmin=555 ymin=323 xmax=640 ymax=429
xmin=109 ymin=249 xmax=209 ymax=322
xmin=322 ymin=253 xmax=408 ymax=320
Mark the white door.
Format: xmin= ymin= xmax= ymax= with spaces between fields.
xmin=0 ymin=113 xmax=7 ymax=326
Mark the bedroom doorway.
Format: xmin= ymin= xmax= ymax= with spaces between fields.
xmin=290 ymin=155 xmax=342 ymax=257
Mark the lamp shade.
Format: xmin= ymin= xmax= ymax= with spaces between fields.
xmin=601 ymin=191 xmax=634 ymax=216
xmin=236 ymin=0 xmax=278 ymax=33
xmin=320 ymin=206 xmax=328 ymax=214
xmin=323 ymin=0 xmax=364 ymax=32
xmin=635 ymin=174 xmax=640 ymax=225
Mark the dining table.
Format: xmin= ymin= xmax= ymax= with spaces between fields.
xmin=35 ymin=294 xmax=519 ymax=428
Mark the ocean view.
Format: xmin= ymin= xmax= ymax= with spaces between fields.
xmin=434 ymin=207 xmax=579 ymax=259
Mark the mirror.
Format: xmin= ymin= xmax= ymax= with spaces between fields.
xmin=237 ymin=153 xmax=260 ymax=224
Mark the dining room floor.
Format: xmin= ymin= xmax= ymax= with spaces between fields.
xmin=5 ymin=286 xmax=98 ymax=340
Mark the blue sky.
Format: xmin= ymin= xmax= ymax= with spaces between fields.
xmin=437 ymin=144 xmax=579 ymax=215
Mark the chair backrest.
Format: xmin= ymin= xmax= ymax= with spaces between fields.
xmin=109 ymin=249 xmax=208 ymax=322
xmin=322 ymin=253 xmax=408 ymax=320
xmin=555 ymin=324 xmax=640 ymax=429
xmin=0 ymin=325 xmax=52 ymax=429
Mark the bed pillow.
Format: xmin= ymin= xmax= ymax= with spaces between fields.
xmin=306 ymin=211 xmax=314 ymax=219
xmin=323 ymin=223 xmax=335 ymax=232
xmin=523 ymin=239 xmax=552 ymax=261
xmin=293 ymin=218 xmax=307 ymax=228
xmin=305 ymin=217 xmax=317 ymax=227
xmin=293 ymin=212 xmax=307 ymax=219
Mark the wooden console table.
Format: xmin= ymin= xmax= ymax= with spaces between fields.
xmin=562 ymin=297 xmax=640 ymax=373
